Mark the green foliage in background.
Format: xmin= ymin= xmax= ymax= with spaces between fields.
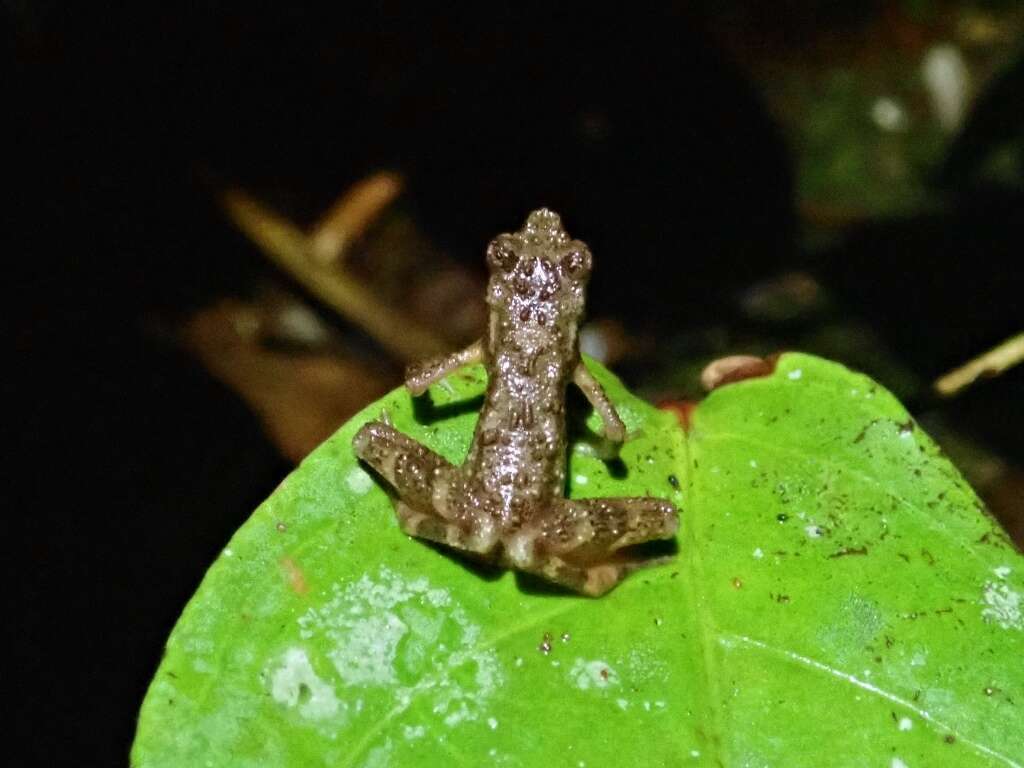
xmin=133 ymin=354 xmax=1022 ymax=767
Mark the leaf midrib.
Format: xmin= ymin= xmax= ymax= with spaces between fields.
xmin=680 ymin=409 xmax=728 ymax=765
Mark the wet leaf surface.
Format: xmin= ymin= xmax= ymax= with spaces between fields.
xmin=133 ymin=354 xmax=1023 ymax=767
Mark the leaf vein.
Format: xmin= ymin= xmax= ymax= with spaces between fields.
xmin=720 ymin=632 xmax=1022 ymax=768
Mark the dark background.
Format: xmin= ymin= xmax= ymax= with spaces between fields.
xmin=9 ymin=5 xmax=1021 ymax=765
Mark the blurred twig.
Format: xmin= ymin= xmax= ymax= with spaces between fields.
xmin=220 ymin=178 xmax=449 ymax=362
xmin=934 ymin=331 xmax=1024 ymax=397
xmin=309 ymin=171 xmax=404 ymax=266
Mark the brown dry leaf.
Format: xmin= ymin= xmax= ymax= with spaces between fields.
xmin=183 ymin=299 xmax=391 ymax=463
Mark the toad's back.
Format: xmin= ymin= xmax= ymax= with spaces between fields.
xmin=458 ymin=209 xmax=592 ymax=526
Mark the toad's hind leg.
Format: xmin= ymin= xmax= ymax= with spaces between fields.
xmin=353 ymin=421 xmax=498 ymax=555
xmin=353 ymin=420 xmax=452 ymax=510
xmin=509 ymin=497 xmax=679 ymax=596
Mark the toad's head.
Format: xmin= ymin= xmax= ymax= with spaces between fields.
xmin=484 ymin=208 xmax=592 ymax=326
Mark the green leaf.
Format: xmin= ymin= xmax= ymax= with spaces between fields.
xmin=133 ymin=353 xmax=1023 ymax=767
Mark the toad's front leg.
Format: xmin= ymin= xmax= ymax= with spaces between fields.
xmin=505 ymin=496 xmax=679 ymax=596
xmin=353 ymin=421 xmax=500 ymax=554
xmin=573 ymin=362 xmax=627 ymax=443
xmin=405 ymin=340 xmax=484 ymax=396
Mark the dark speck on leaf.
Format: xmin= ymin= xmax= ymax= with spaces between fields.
xmin=944 ymin=735 xmax=956 ymax=744
xmin=853 ymin=421 xmax=875 ymax=443
xmin=777 ymin=513 xmax=789 ymax=523
xmin=667 ymin=474 xmax=679 ymax=489
xmin=828 ymin=546 xmax=868 ymax=559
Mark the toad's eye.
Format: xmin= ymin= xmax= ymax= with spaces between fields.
xmin=561 ymin=247 xmax=591 ymax=276
xmin=487 ymin=241 xmax=518 ymax=272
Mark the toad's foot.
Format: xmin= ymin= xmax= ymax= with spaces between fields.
xmin=506 ymin=497 xmax=679 ymax=596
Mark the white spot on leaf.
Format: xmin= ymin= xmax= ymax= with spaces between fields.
xmin=570 ymin=659 xmax=618 ymax=690
xmin=329 ymin=611 xmax=406 ymax=686
xmin=269 ymin=647 xmax=342 ymax=721
xmin=788 ymin=368 xmax=803 ymax=380
xmin=898 ymin=717 xmax=913 ymax=731
xmin=401 ymin=724 xmax=425 ymax=741
xmin=442 ymin=702 xmax=472 ymax=727
xmin=346 ymin=467 xmax=374 ymax=495
xmin=362 ymin=739 xmax=393 ymax=768
xmin=293 ymin=567 xmax=503 ymax=735
xmin=981 ymin=580 xmax=1022 ymax=630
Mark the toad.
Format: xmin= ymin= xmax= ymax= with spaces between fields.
xmin=353 ymin=209 xmax=678 ymax=595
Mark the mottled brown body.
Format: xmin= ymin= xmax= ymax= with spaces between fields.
xmin=353 ymin=209 xmax=678 ymax=595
